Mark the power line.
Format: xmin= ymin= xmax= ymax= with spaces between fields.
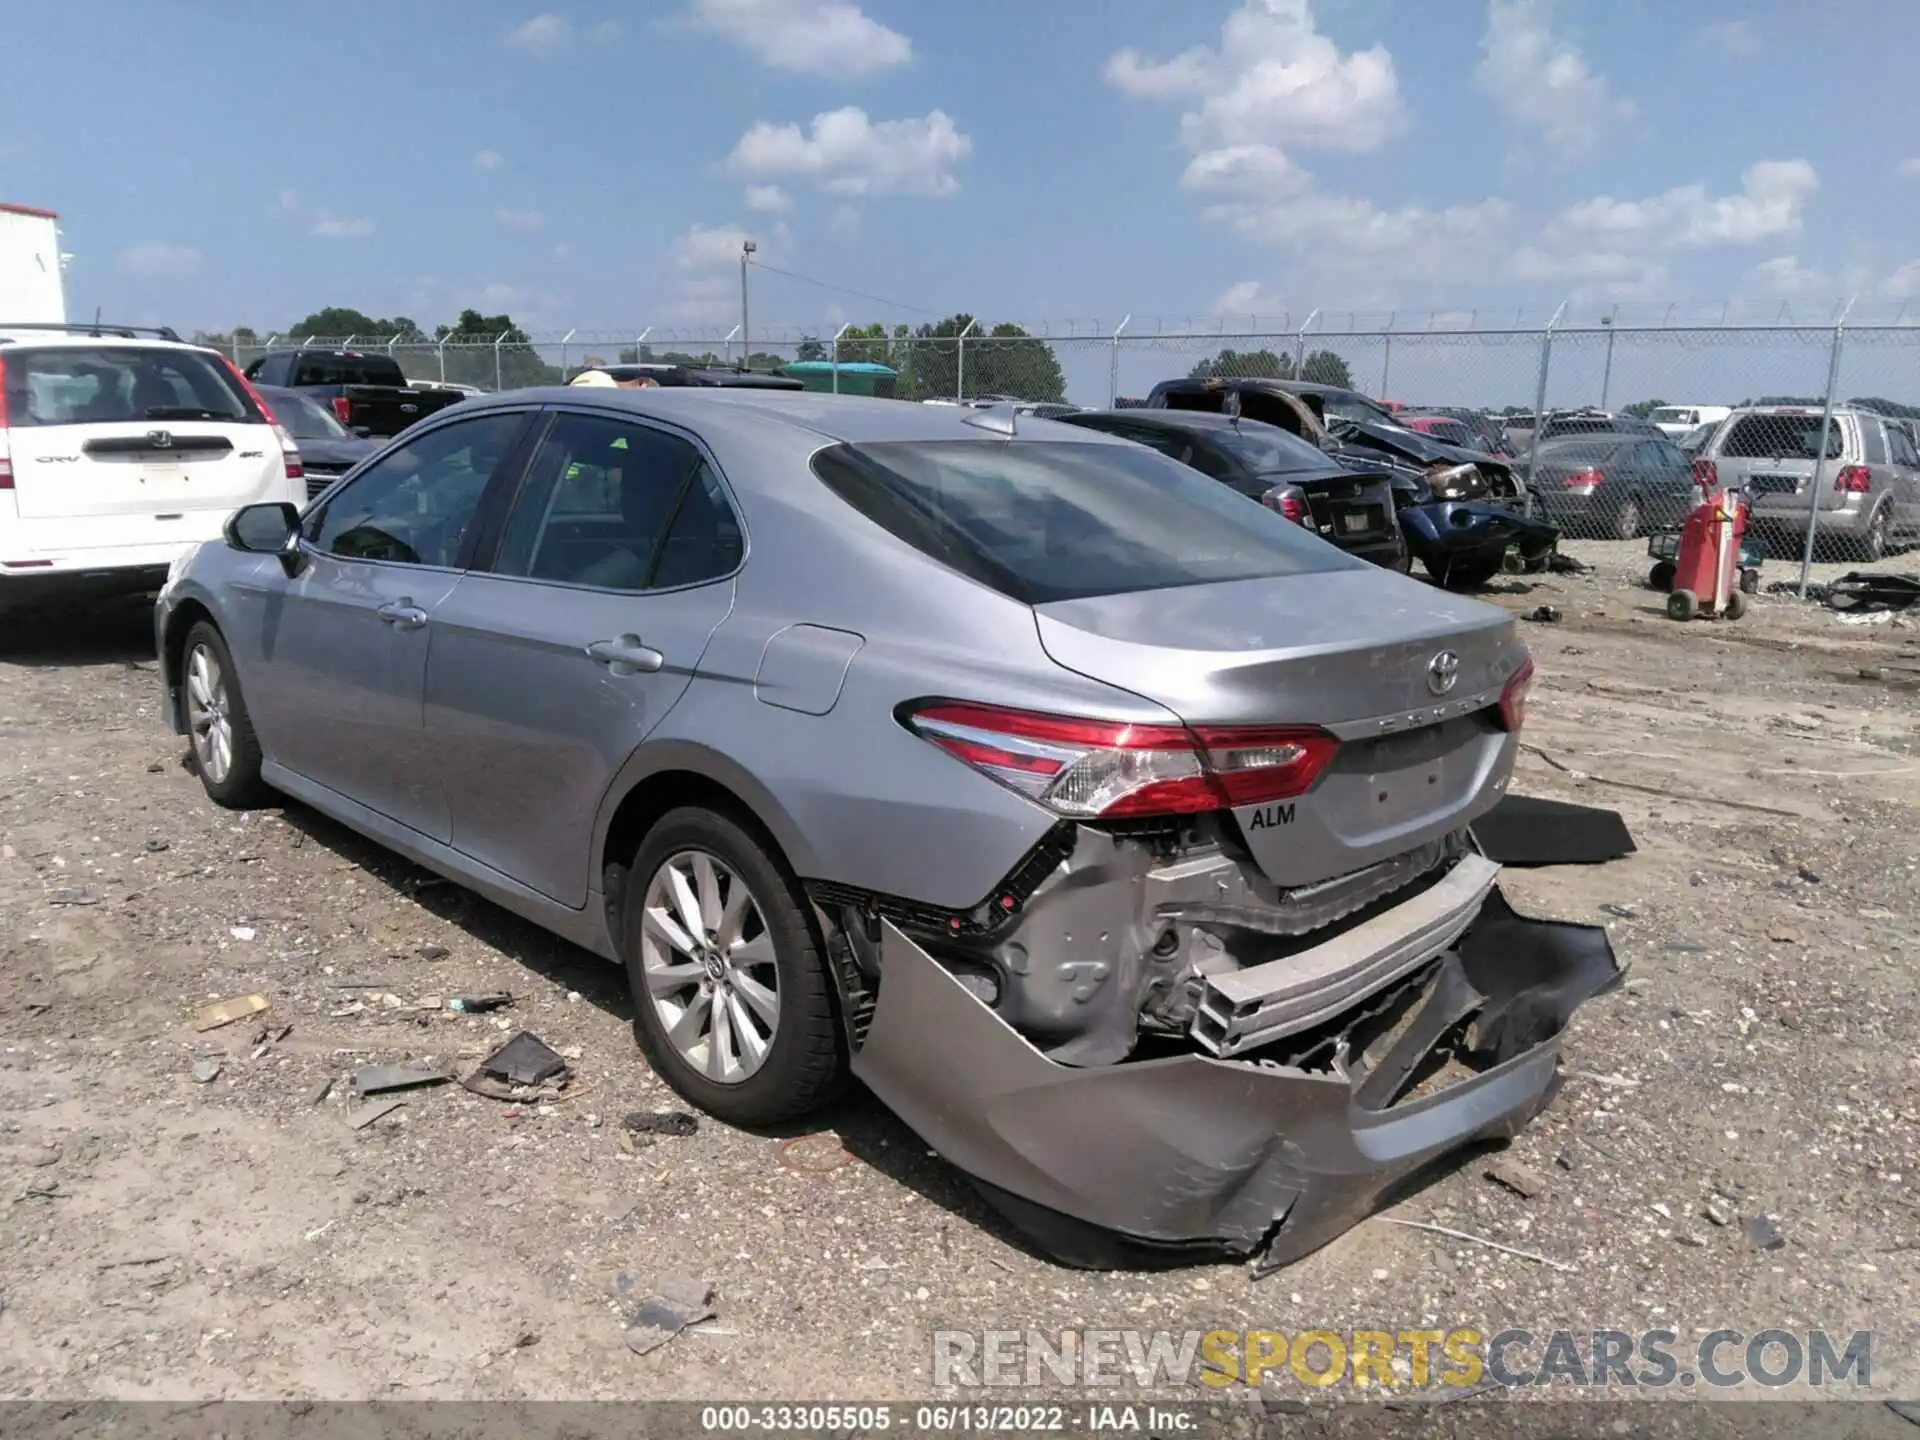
xmin=746 ymin=258 xmax=948 ymax=320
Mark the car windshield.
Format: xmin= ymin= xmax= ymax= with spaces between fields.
xmin=1719 ymin=413 xmax=1844 ymax=460
xmin=1321 ymin=391 xmax=1399 ymax=425
xmin=267 ymin=389 xmax=352 ymax=441
xmin=2 ymin=345 xmax=255 ymax=427
xmin=1209 ymin=421 xmax=1335 ymax=475
xmin=1650 ymin=408 xmax=1692 ymax=424
xmin=811 ymin=439 xmax=1355 ymax=605
xmin=290 ymin=353 xmax=407 ymax=387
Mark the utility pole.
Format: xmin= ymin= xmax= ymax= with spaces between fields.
xmin=740 ymin=240 xmax=756 ymax=371
xmin=1599 ymin=308 xmax=1617 ymax=409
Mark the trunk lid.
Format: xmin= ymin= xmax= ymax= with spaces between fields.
xmin=1033 ymin=569 xmax=1524 ymax=887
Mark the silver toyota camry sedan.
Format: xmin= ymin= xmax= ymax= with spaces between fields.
xmin=155 ymin=387 xmax=1617 ymax=1267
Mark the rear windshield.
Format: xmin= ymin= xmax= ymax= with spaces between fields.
xmin=1320 ymin=390 xmax=1398 ymax=426
xmin=1540 ymin=418 xmax=1622 ymax=439
xmin=291 ymin=353 xmax=407 ymax=387
xmin=1719 ymin=413 xmax=1844 ymax=460
xmin=2 ymin=345 xmax=256 ymax=428
xmin=265 ymin=388 xmax=351 ymax=441
xmin=1210 ymin=421 xmax=1338 ymax=476
xmin=811 ymin=439 xmax=1355 ymax=605
xmin=1650 ymin=408 xmax=1692 ymax=424
xmin=1537 ymin=438 xmax=1620 ymax=464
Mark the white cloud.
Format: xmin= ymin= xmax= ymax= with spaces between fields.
xmin=496 ymin=207 xmax=546 ymax=231
xmin=1882 ymin=260 xmax=1920 ymax=299
xmin=1208 ymin=280 xmax=1272 ymax=315
xmin=686 ymin=0 xmax=910 ymax=77
xmin=1179 ymin=143 xmax=1310 ymax=195
xmin=481 ymin=283 xmax=528 ymax=308
xmin=1105 ymin=0 xmax=1405 ymax=156
xmin=744 ymin=184 xmax=793 ymax=213
xmin=473 ymin=149 xmax=505 ymax=171
xmin=667 ymin=275 xmax=738 ymax=325
xmin=504 ymin=14 xmax=569 ymax=53
xmin=117 ymin=242 xmax=202 ymax=276
xmin=1476 ymin=0 xmax=1634 ymax=160
xmin=587 ymin=19 xmax=622 ymax=44
xmin=727 ymin=107 xmax=971 ymax=198
xmin=310 ymin=214 xmax=375 ymax=239
xmin=826 ymin=203 xmax=862 ymax=241
xmin=1900 ymin=157 xmax=1920 ymax=179
xmin=1210 ymin=191 xmax=1514 ymax=283
xmin=1558 ymin=159 xmax=1817 ymax=248
xmin=1701 ymin=18 xmax=1760 ymax=56
xmin=552 ymin=242 xmax=572 ymax=262
xmin=673 ymin=223 xmax=754 ymax=272
xmin=272 ymin=188 xmax=300 ymax=217
xmin=1751 ymin=255 xmax=1827 ymax=294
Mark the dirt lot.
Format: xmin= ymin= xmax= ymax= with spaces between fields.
xmin=1 ymin=539 xmax=1917 ymax=1412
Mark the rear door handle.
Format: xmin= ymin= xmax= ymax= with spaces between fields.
xmin=586 ymin=634 xmax=665 ymax=675
xmin=376 ymin=599 xmax=428 ymax=630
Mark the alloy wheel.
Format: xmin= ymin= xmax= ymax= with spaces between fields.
xmin=186 ymin=642 xmax=234 ymax=784
xmin=639 ymin=849 xmax=781 ymax=1084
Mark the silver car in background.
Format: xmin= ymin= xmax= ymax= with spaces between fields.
xmin=1698 ymin=405 xmax=1920 ymax=560
xmin=155 ymin=388 xmax=1615 ymax=1267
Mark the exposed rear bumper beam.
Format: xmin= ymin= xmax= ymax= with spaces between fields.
xmin=1193 ymin=853 xmax=1501 ymax=1058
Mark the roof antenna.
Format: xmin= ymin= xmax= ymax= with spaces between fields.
xmin=962 ymin=402 xmax=1017 ymax=437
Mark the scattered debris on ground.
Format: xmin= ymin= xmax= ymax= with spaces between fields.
xmin=624 ymin=1276 xmax=718 ymax=1356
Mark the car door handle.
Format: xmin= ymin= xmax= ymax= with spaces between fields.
xmin=586 ymin=634 xmax=665 ymax=674
xmin=376 ymin=599 xmax=428 ymax=630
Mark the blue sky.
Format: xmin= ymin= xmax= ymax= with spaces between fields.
xmin=6 ymin=0 xmax=1920 ymax=356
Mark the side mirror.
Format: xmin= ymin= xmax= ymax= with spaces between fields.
xmin=225 ymin=502 xmax=301 ymax=560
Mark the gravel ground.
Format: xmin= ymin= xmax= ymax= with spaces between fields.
xmin=0 ymin=538 xmax=1917 ymax=1418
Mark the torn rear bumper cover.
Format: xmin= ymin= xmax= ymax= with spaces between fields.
xmin=850 ymin=890 xmax=1621 ymax=1270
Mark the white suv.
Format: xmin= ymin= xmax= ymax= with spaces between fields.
xmin=0 ymin=324 xmax=303 ymax=613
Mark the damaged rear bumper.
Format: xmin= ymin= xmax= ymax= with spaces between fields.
xmin=1400 ymin=501 xmax=1559 ymax=564
xmin=849 ymin=890 xmax=1620 ymax=1270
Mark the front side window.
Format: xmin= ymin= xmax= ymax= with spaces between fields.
xmin=812 ymin=439 xmax=1356 ymax=606
xmin=267 ymin=389 xmax=351 ymax=441
xmin=492 ymin=411 xmax=737 ymax=590
xmin=309 ymin=412 xmax=525 ymax=567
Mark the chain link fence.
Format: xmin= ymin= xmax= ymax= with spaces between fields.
xmin=199 ymin=316 xmax=1920 ymax=567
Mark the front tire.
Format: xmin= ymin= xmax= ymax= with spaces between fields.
xmin=622 ymin=806 xmax=841 ymax=1126
xmin=1863 ymin=501 xmax=1891 ymax=562
xmin=1424 ymin=550 xmax=1505 ymax=591
xmin=182 ymin=622 xmax=271 ymax=808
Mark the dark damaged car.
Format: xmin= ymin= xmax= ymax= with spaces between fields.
xmin=154 ymin=389 xmax=1619 ymax=1270
xmin=1147 ymin=377 xmax=1559 ymax=590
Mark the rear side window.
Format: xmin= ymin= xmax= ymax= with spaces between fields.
xmin=1861 ymin=419 xmax=1888 ymax=464
xmin=1719 ymin=413 xmax=1845 ymax=460
xmin=291 ymin=354 xmax=407 ymax=387
xmin=811 ymin=439 xmax=1357 ymax=606
xmin=1211 ymin=422 xmax=1334 ymax=475
xmin=2 ymin=346 xmax=257 ymax=428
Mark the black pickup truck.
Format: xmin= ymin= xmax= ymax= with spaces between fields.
xmin=243 ymin=349 xmax=465 ymax=438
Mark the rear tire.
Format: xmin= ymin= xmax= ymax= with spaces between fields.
xmin=1612 ymin=497 xmax=1642 ymax=541
xmin=1724 ymin=589 xmax=1749 ymax=620
xmin=1649 ymin=561 xmax=1676 ymax=592
xmin=622 ymin=806 xmax=842 ymax=1127
xmin=1667 ymin=589 xmax=1700 ymax=622
xmin=182 ymin=622 xmax=271 ymax=808
xmin=1863 ymin=502 xmax=1890 ymax=562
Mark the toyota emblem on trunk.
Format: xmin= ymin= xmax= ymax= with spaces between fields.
xmin=1426 ymin=650 xmax=1461 ymax=695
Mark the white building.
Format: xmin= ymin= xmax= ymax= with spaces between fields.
xmin=0 ymin=204 xmax=66 ymax=325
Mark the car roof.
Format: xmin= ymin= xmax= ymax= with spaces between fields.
xmin=0 ymin=331 xmax=208 ymax=353
xmin=450 ymin=387 xmax=1138 ymax=448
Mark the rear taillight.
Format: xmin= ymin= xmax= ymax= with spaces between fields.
xmin=1497 ymin=656 xmax=1535 ymax=733
xmin=331 ymin=396 xmax=353 ymax=425
xmin=903 ymin=701 xmax=1338 ymax=819
xmin=1562 ymin=467 xmax=1603 ymax=493
xmin=216 ymin=354 xmax=277 ymax=425
xmin=1834 ymin=464 xmax=1871 ymax=493
xmin=1260 ymin=483 xmax=1311 ymax=527
xmin=1692 ymin=457 xmax=1718 ymax=488
xmin=279 ymin=427 xmax=304 ymax=482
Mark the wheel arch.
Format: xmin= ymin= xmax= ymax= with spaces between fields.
xmin=594 ymin=740 xmax=822 ymax=911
